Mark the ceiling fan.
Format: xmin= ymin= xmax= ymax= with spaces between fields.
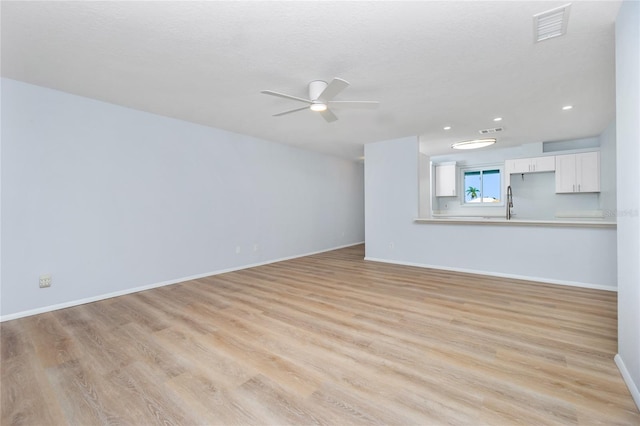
xmin=261 ymin=78 xmax=379 ymax=123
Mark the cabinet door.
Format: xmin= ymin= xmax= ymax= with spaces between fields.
xmin=507 ymin=158 xmax=532 ymax=174
xmin=555 ymin=154 xmax=577 ymax=193
xmin=532 ymin=156 xmax=555 ymax=172
xmin=506 ymin=157 xmax=554 ymax=173
xmin=577 ymin=152 xmax=600 ymax=192
xmin=435 ymin=164 xmax=456 ymax=196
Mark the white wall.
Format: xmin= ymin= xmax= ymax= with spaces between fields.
xmin=615 ymin=0 xmax=640 ymax=409
xmin=0 ymin=79 xmax=365 ymax=319
xmin=365 ymin=136 xmax=617 ymax=289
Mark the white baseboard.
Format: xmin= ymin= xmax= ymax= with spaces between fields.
xmin=0 ymin=241 xmax=364 ymax=322
xmin=615 ymin=354 xmax=640 ymax=410
xmin=364 ymin=257 xmax=617 ymax=292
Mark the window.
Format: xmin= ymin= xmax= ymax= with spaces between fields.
xmin=463 ymin=167 xmax=502 ymax=204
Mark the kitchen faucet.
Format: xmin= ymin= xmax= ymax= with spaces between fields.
xmin=506 ymin=185 xmax=513 ymax=220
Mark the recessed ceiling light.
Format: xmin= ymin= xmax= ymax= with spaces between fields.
xmin=452 ymin=138 xmax=496 ymax=150
xmin=443 ymin=126 xmax=452 ymax=130
xmin=493 ymin=117 xmax=502 ymax=122
xmin=562 ymin=105 xmax=573 ymax=110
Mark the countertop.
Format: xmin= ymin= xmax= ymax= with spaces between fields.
xmin=414 ymin=217 xmax=616 ymax=228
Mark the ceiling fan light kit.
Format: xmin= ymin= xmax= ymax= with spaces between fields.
xmin=261 ymin=77 xmax=379 ymax=123
xmin=310 ymin=102 xmax=328 ymax=112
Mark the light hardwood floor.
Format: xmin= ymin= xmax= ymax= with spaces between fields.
xmin=2 ymin=244 xmax=638 ymax=425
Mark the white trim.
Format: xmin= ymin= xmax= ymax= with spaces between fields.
xmin=0 ymin=242 xmax=364 ymax=322
xmin=364 ymin=257 xmax=617 ymax=292
xmin=615 ymin=354 xmax=640 ymax=410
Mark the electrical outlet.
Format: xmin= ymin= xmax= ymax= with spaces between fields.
xmin=389 ymin=242 xmax=395 ymax=250
xmin=253 ymin=243 xmax=259 ymax=252
xmin=235 ymin=246 xmax=241 ymax=254
xmin=39 ymin=274 xmax=52 ymax=288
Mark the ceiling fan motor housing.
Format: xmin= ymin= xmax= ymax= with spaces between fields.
xmin=309 ymin=80 xmax=328 ymax=100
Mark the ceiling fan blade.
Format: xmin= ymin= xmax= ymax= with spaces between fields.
xmin=261 ymin=90 xmax=311 ymax=104
xmin=320 ymin=108 xmax=338 ymax=123
xmin=328 ymin=101 xmax=380 ymax=109
xmin=318 ymin=78 xmax=349 ymax=101
xmin=273 ymin=106 xmax=309 ymax=117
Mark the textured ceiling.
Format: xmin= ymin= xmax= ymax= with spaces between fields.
xmin=1 ymin=1 xmax=620 ymax=159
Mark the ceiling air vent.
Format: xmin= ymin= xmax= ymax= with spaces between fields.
xmin=479 ymin=127 xmax=504 ymax=135
xmin=534 ymin=4 xmax=571 ymax=43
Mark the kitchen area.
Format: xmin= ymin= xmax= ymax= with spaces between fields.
xmin=417 ymin=123 xmax=617 ymax=228
xmin=385 ymin=124 xmax=618 ymax=290
xmin=364 ymin=132 xmax=617 ymax=292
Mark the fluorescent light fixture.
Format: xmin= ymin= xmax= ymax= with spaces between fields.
xmin=443 ymin=126 xmax=452 ymax=130
xmin=493 ymin=117 xmax=503 ymax=122
xmin=452 ymin=138 xmax=496 ymax=150
xmin=534 ymin=4 xmax=571 ymax=43
xmin=310 ymin=102 xmax=327 ymax=112
xmin=562 ymin=105 xmax=573 ymax=110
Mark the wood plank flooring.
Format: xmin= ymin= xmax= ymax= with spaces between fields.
xmin=2 ymin=244 xmax=638 ymax=425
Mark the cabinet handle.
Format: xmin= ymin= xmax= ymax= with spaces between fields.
xmin=573 ymin=184 xmax=576 ymax=192
xmin=578 ymin=184 xmax=581 ymax=192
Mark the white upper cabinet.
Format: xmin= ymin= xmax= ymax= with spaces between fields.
xmin=435 ymin=163 xmax=456 ymax=197
xmin=505 ymin=156 xmax=555 ymax=174
xmin=532 ymin=156 xmax=556 ymax=173
xmin=555 ymin=152 xmax=600 ymax=193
